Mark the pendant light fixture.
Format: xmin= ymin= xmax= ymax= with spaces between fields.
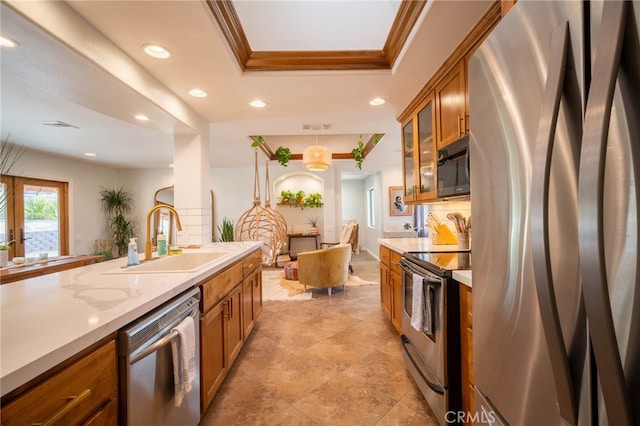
xmin=303 ymin=135 xmax=332 ymax=171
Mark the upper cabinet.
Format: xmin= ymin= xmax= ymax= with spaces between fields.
xmin=435 ymin=60 xmax=468 ymax=149
xmin=397 ymin=1 xmax=501 ymax=202
xmin=403 ymin=94 xmax=437 ymax=202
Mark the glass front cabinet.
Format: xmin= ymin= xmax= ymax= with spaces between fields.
xmin=402 ymin=94 xmax=437 ymax=202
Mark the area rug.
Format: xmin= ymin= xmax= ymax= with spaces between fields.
xmin=261 ymin=269 xmax=377 ymax=301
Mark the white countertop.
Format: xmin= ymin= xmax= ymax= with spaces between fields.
xmin=378 ymin=238 xmax=472 ymax=288
xmin=453 ymin=270 xmax=472 ymax=288
xmin=378 ymin=237 xmax=465 ymax=254
xmin=0 ymin=241 xmax=262 ymax=397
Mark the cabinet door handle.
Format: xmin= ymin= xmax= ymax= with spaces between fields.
xmin=38 ymin=388 xmax=92 ymax=426
xmin=224 ymin=299 xmax=230 ymax=320
xmin=457 ymin=114 xmax=462 ymax=136
xmin=465 ymin=114 xmax=470 ymax=133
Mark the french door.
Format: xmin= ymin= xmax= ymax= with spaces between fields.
xmin=0 ymin=176 xmax=68 ymax=259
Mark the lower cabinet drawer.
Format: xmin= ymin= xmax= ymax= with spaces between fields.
xmin=1 ymin=340 xmax=118 ymax=425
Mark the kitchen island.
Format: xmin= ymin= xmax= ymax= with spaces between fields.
xmin=0 ymin=241 xmax=262 ymax=399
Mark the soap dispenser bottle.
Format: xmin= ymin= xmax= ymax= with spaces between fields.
xmin=157 ymin=230 xmax=167 ymax=256
xmin=127 ymin=238 xmax=140 ymax=266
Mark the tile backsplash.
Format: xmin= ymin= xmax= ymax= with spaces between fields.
xmin=426 ymin=201 xmax=471 ymax=237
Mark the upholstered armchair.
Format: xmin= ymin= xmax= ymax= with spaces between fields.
xmin=297 ymin=244 xmax=351 ymax=296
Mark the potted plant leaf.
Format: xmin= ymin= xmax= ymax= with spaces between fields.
xmin=275 ymin=146 xmax=291 ymax=167
xmin=217 ymin=217 xmax=234 ymax=242
xmin=279 ymin=190 xmax=294 ymax=205
xmin=306 ymin=216 xmax=319 ymax=235
xmin=295 ymin=190 xmax=306 ymax=207
xmin=304 ymin=192 xmax=323 ymax=208
xmin=99 ymin=186 xmax=136 ymax=258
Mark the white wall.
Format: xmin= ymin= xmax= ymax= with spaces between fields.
xmin=11 ymin=150 xmax=119 ymax=255
xmin=379 ymin=167 xmax=415 ymax=231
xmin=341 ymin=179 xmax=366 ymax=248
xmin=10 ymin=151 xmax=404 ymax=257
xmin=362 ymin=173 xmax=383 ymax=255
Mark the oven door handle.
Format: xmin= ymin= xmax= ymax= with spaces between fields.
xmin=399 ymin=259 xmax=442 ymax=283
xmin=401 ymin=335 xmax=445 ymax=395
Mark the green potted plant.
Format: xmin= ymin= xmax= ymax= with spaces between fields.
xmin=306 ymin=216 xmax=319 ymax=235
xmin=217 ymin=217 xmax=234 ymax=242
xmin=295 ymin=190 xmax=306 ymax=206
xmin=304 ymin=192 xmax=323 ymax=208
xmin=99 ymin=186 xmax=137 ymax=258
xmin=275 ymin=146 xmax=291 ymax=167
xmin=0 ymin=243 xmax=9 ymax=268
xmin=351 ymin=134 xmax=382 ymax=170
xmin=279 ymin=190 xmax=294 ymax=205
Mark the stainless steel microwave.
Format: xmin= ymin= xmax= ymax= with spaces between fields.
xmin=437 ymin=135 xmax=470 ymax=197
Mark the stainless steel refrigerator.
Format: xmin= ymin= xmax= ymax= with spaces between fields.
xmin=469 ymin=1 xmax=639 ymax=425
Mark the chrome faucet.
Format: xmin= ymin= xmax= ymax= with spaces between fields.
xmin=145 ymin=205 xmax=182 ymax=261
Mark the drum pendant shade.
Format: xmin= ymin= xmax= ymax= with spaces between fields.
xmin=303 ymin=145 xmax=332 ymax=171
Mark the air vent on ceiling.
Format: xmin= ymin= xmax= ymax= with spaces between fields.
xmin=41 ymin=121 xmax=79 ymax=129
xmin=302 ymin=124 xmax=330 ymax=131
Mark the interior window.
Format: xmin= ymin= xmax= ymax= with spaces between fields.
xmin=367 ymin=187 xmax=375 ymax=228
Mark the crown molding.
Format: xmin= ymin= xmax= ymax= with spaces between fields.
xmin=206 ymin=0 xmax=426 ymax=72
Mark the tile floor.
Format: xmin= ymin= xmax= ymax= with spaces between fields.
xmin=200 ymin=252 xmax=439 ymax=425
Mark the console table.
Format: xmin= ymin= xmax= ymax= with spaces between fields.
xmin=287 ymin=234 xmax=320 ymax=256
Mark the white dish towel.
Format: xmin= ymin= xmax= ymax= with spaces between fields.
xmin=411 ymin=273 xmax=425 ymax=332
xmin=171 ymin=315 xmax=196 ymax=407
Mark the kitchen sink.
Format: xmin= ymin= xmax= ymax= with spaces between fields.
xmin=103 ymin=252 xmax=230 ymax=274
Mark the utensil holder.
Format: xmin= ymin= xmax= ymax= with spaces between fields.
xmin=457 ymin=233 xmax=470 ymax=250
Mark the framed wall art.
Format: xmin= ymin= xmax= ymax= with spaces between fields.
xmin=389 ymin=186 xmax=412 ymax=216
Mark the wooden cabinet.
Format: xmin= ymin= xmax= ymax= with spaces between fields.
xmin=402 ymin=94 xmax=438 ymax=202
xmin=379 ymin=245 xmax=403 ymax=334
xmin=242 ymin=250 xmax=263 ymax=338
xmin=435 ymin=60 xmax=468 ymax=149
xmin=459 ymin=284 xmax=474 ymax=424
xmin=1 ymin=339 xmax=118 ymax=425
xmin=0 ymin=255 xmax=104 ymax=284
xmin=200 ymin=299 xmax=227 ymax=411
xmin=390 ymin=251 xmax=403 ymax=332
xmin=398 ymin=2 xmax=501 ymax=200
xmin=199 ymin=248 xmax=262 ymax=413
xmin=380 ymin=259 xmax=392 ymax=319
xmin=225 ymin=285 xmax=244 ymax=365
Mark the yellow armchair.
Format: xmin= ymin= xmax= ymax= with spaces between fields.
xmin=297 ymin=244 xmax=351 ymax=296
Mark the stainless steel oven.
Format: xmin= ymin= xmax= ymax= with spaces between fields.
xmin=399 ymin=252 xmax=464 ymax=424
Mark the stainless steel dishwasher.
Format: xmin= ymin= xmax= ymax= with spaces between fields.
xmin=118 ymin=287 xmax=201 ymax=426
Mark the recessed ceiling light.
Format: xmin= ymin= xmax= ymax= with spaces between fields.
xmin=142 ymin=44 xmax=170 ymax=59
xmin=0 ymin=35 xmax=19 ymax=48
xmin=84 ymin=152 xmax=96 ymax=157
xmin=250 ymin=100 xmax=266 ymax=108
xmin=189 ymin=89 xmax=208 ymax=98
xmin=135 ymin=114 xmax=149 ymax=121
xmin=369 ymin=97 xmax=386 ymax=106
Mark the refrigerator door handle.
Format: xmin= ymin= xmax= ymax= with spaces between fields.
xmin=578 ymin=1 xmax=633 ymax=425
xmin=530 ymin=22 xmax=578 ymax=426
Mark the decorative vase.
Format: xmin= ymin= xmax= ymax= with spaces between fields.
xmin=310 ymin=226 xmax=319 ymax=235
xmin=0 ymin=250 xmax=8 ymax=268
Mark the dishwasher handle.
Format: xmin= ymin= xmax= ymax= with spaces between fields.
xmin=129 ymin=308 xmax=198 ymax=365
